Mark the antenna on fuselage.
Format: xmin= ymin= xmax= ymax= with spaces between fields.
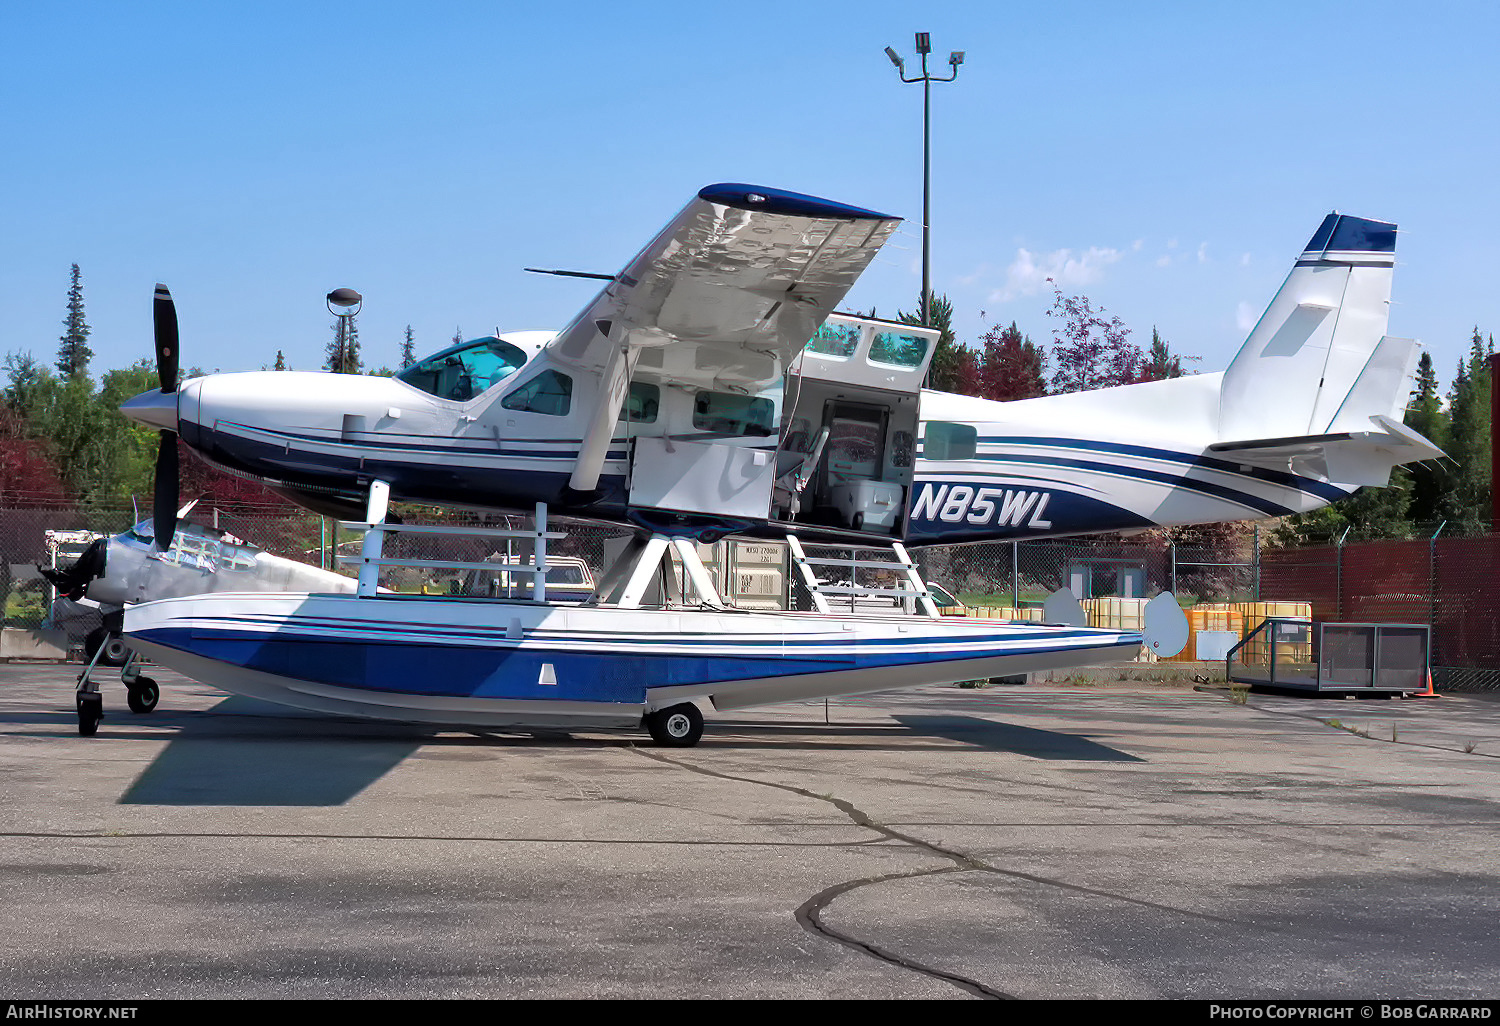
xmin=522 ymin=268 xmax=617 ymax=281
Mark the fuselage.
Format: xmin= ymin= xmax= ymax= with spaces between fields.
xmin=127 ymin=333 xmax=1345 ymax=546
xmin=85 ymin=519 xmax=358 ymax=609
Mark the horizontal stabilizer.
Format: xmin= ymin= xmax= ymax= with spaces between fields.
xmin=1209 ymin=415 xmax=1444 ymax=488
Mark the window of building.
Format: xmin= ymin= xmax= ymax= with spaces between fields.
xmin=501 ymin=369 xmax=573 ymax=417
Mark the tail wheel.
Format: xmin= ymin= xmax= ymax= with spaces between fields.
xmin=645 ymin=703 xmax=704 ymax=747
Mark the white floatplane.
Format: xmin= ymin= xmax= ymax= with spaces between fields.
xmin=98 ymin=184 xmax=1439 ymax=744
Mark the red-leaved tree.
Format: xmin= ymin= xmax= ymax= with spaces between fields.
xmin=1046 ymin=282 xmax=1143 ymax=393
xmin=0 ymin=410 xmax=69 ymax=505
xmin=977 ymin=321 xmax=1048 ymax=402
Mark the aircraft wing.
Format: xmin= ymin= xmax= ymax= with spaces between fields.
xmin=542 ymin=184 xmax=901 ymax=385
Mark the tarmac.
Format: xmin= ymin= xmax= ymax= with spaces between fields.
xmin=1 ymin=663 xmax=1498 ymax=1000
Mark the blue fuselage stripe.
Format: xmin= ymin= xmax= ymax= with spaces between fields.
xmin=970 ymin=435 xmax=1348 ymax=501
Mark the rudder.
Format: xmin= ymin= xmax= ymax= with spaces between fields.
xmin=1218 ymin=213 xmax=1399 ymax=441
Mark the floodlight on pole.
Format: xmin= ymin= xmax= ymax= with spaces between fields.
xmin=882 ymin=31 xmax=963 ymax=339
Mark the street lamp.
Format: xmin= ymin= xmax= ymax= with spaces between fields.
xmin=326 ymin=287 xmax=362 ymax=374
xmin=884 ymin=32 xmax=963 ymax=327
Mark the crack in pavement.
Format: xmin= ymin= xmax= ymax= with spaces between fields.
xmin=632 ymin=740 xmax=1325 ymax=999
xmin=629 ymin=745 xmax=1012 ymax=999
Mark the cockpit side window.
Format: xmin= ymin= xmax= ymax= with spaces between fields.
xmin=397 ymin=337 xmax=529 ymax=402
xmin=501 ymin=369 xmax=573 ymax=416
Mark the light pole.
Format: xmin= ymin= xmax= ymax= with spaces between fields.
xmin=324 ymin=287 xmax=362 ymax=573
xmin=885 ymin=33 xmax=963 ymax=327
xmin=326 ymin=287 xmax=362 ymax=374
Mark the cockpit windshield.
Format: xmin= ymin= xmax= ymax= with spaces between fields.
xmin=397 ymin=337 xmax=529 ymax=402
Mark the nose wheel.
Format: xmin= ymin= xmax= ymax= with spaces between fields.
xmin=73 ymin=643 xmax=161 ymax=736
xmin=644 ymin=703 xmax=704 ymax=747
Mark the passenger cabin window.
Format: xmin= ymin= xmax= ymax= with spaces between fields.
xmin=923 ymin=422 xmax=977 ymax=461
xmin=397 ymin=337 xmax=528 ymax=402
xmin=869 ymin=331 xmax=929 ymax=368
xmin=618 ymin=382 xmax=660 ymax=424
xmin=502 ymin=370 xmax=573 ymax=416
xmin=805 ymin=322 xmax=860 ymax=359
xmin=693 ymin=392 xmax=774 ymax=437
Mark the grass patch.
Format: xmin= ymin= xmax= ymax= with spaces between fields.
xmin=1324 ymin=718 xmax=1370 ymax=739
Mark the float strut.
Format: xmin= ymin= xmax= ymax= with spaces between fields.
xmin=357 ymin=480 xmax=391 ymax=596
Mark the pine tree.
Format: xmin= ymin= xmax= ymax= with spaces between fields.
xmin=273 ymin=350 xmax=287 ymax=371
xmin=325 ymin=314 xmax=362 ymax=374
xmin=1140 ymin=327 xmax=1188 ymax=381
xmin=400 ymin=325 xmax=416 ymax=368
xmin=56 ymin=264 xmax=92 ymax=381
xmin=1403 ymin=350 xmax=1447 ymax=526
xmin=1440 ymin=329 xmax=1492 ymax=533
xmin=897 ymin=291 xmax=957 ymax=390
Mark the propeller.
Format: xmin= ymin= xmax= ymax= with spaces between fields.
xmin=151 ymin=284 xmax=180 ymax=549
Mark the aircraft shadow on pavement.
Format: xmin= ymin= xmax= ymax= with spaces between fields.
xmin=119 ymin=696 xmax=428 ymax=807
xmin=891 ymin=714 xmax=1144 ymax=761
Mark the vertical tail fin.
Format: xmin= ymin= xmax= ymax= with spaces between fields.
xmin=1218 ymin=213 xmax=1401 ymax=441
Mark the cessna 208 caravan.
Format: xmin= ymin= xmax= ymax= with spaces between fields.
xmin=99 ymin=183 xmax=1439 ymax=744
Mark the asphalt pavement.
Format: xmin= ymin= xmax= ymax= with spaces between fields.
xmin=1 ymin=665 xmax=1497 ymax=999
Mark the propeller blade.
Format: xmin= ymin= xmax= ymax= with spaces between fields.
xmin=153 ymin=432 xmax=179 ymax=549
xmin=153 ymin=283 xmax=179 ymax=394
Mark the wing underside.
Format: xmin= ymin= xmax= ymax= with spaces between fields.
xmin=545 ymin=184 xmax=901 ymax=388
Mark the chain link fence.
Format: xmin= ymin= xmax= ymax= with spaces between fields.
xmin=910 ymin=536 xmax=1257 ymax=609
xmin=1262 ymin=533 xmax=1500 ymax=691
xmin=2 ymin=500 xmax=1258 ymax=658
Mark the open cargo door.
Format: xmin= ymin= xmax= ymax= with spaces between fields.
xmin=626 ymin=314 xmax=937 ymax=539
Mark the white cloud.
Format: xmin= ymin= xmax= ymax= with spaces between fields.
xmin=983 ymin=246 xmax=1123 ymax=303
xmin=1156 ymin=255 xmax=1172 ymax=268
xmin=1236 ymin=301 xmax=1259 ymax=334
xmin=1240 ymin=252 xmax=1252 ymax=267
xmin=1132 ymin=239 xmax=1144 ymax=252
xmin=1197 ymin=242 xmax=1209 ymax=264
xmin=1167 ymin=238 xmax=1179 ymax=250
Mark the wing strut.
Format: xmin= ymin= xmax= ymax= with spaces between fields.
xmin=568 ymin=325 xmax=638 ymax=497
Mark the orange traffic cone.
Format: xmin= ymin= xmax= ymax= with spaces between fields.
xmin=1412 ymin=670 xmax=1442 ymax=699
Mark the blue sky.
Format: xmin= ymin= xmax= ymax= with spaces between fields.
xmin=3 ymin=1 xmax=1497 ymax=388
